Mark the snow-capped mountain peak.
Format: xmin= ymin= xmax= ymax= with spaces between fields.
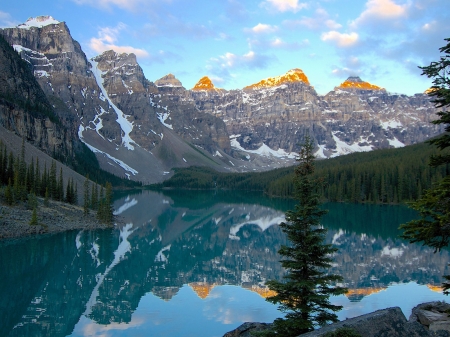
xmin=17 ymin=16 xmax=61 ymax=29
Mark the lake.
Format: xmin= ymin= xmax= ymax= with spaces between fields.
xmin=1 ymin=190 xmax=449 ymax=337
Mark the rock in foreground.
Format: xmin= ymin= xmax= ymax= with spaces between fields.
xmin=224 ymin=303 xmax=450 ymax=336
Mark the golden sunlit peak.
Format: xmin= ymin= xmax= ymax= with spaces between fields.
xmin=244 ymin=68 xmax=310 ymax=90
xmin=189 ymin=282 xmax=216 ymax=299
xmin=191 ymin=76 xmax=221 ymax=91
xmin=338 ymin=76 xmax=383 ymax=91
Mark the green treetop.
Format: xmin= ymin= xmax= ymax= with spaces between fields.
xmin=263 ymin=134 xmax=347 ymax=336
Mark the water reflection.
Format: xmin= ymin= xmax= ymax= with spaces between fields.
xmin=0 ymin=190 xmax=449 ymax=337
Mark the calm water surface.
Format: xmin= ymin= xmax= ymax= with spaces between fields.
xmin=1 ymin=190 xmax=449 ymax=337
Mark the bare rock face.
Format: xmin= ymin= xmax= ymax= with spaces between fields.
xmin=182 ymin=72 xmax=442 ymax=158
xmin=155 ymin=73 xmax=183 ymax=87
xmin=0 ymin=33 xmax=69 ymax=157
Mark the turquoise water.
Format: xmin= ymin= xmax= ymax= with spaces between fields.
xmin=1 ymin=190 xmax=449 ymax=337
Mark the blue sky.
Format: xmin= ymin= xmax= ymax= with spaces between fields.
xmin=1 ymin=0 xmax=449 ymax=95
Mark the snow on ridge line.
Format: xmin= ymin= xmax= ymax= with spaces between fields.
xmin=230 ymin=137 xmax=296 ymax=159
xmin=17 ymin=16 xmax=61 ymax=29
xmin=90 ymin=59 xmax=136 ymax=150
xmin=78 ymin=125 xmax=138 ymax=176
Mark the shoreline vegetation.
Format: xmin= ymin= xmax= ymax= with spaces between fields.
xmin=0 ymin=138 xmax=118 ymax=240
xmin=150 ymin=138 xmax=450 ymax=205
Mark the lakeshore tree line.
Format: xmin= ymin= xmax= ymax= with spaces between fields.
xmin=158 ymin=140 xmax=449 ymax=204
xmin=0 ymin=139 xmax=114 ymax=225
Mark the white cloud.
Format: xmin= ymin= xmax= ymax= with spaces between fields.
xmin=321 ymin=31 xmax=359 ymax=47
xmin=73 ymin=0 xmax=170 ymax=11
xmin=261 ymin=0 xmax=307 ymax=13
xmin=246 ymin=23 xmax=278 ymax=34
xmin=206 ymin=50 xmax=275 ymax=84
xmin=0 ymin=11 xmax=18 ymax=28
xmin=351 ymin=0 xmax=408 ymax=27
xmin=284 ymin=8 xmax=342 ymax=31
xmin=89 ymin=24 xmax=149 ymax=58
xmin=249 ymin=37 xmax=309 ymax=50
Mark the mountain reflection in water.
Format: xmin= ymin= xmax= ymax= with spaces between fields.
xmin=0 ymin=190 xmax=449 ymax=337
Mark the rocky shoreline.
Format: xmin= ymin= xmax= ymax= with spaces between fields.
xmin=0 ymin=199 xmax=117 ymax=240
xmin=224 ymin=301 xmax=450 ymax=336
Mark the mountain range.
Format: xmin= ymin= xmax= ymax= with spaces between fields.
xmin=0 ymin=16 xmax=443 ymax=183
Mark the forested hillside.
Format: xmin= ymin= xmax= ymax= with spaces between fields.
xmin=156 ymin=139 xmax=449 ymax=204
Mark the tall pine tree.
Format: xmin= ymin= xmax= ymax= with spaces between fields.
xmin=263 ymin=134 xmax=346 ymax=336
xmin=400 ymin=38 xmax=450 ymax=293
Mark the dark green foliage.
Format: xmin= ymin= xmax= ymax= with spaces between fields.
xmin=29 ymin=206 xmax=38 ymax=226
xmin=83 ymin=175 xmax=90 ymax=216
xmin=263 ymin=135 xmax=346 ymax=337
xmin=44 ymin=187 xmax=49 ymax=207
xmin=5 ymin=178 xmax=13 ymax=205
xmin=400 ymin=38 xmax=450 ymax=294
xmin=57 ymin=168 xmax=64 ymax=201
xmin=97 ymin=183 xmax=114 ymax=225
xmin=421 ymin=38 xmax=450 ymax=167
xmin=156 ymin=140 xmax=448 ymax=205
xmin=323 ymin=328 xmax=362 ymax=337
xmin=65 ymin=178 xmax=76 ymax=204
xmin=27 ymin=193 xmax=37 ymax=210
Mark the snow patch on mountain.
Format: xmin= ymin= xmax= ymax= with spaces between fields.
xmin=156 ymin=112 xmax=173 ymax=130
xmin=331 ymin=132 xmax=373 ymax=157
xmin=90 ymin=59 xmax=136 ymax=150
xmin=381 ymin=120 xmax=403 ymax=130
xmin=388 ymin=137 xmax=405 ymax=148
xmin=78 ymin=125 xmax=138 ymax=176
xmin=17 ymin=16 xmax=60 ymax=29
xmin=230 ymin=135 xmax=296 ymax=159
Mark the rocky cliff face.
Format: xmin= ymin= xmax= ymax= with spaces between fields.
xmin=178 ymin=72 xmax=442 ymax=159
xmin=0 ymin=33 xmax=69 ymax=157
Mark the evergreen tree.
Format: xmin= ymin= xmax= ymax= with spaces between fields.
xmin=400 ymin=38 xmax=450 ymax=293
xmin=5 ymin=178 xmax=13 ymax=205
xmin=29 ymin=206 xmax=38 ymax=226
xmin=44 ymin=187 xmax=49 ymax=207
xmin=34 ymin=157 xmax=40 ymax=195
xmin=263 ymin=135 xmax=346 ymax=336
xmin=83 ymin=175 xmax=90 ymax=216
xmin=49 ymin=160 xmax=57 ymax=199
xmin=74 ymin=182 xmax=78 ymax=205
xmin=97 ymin=183 xmax=114 ymax=225
xmin=58 ymin=167 xmax=64 ymax=201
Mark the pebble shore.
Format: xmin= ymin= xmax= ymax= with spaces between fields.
xmin=0 ymin=199 xmax=115 ymax=240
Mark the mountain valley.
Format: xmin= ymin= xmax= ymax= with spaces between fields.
xmin=0 ymin=16 xmax=443 ymax=183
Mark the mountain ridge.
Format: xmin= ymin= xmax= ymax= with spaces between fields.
xmin=0 ymin=16 xmax=444 ymax=184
